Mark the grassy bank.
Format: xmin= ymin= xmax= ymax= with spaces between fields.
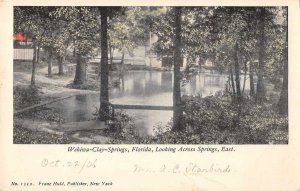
xmin=151 ymin=96 xmax=286 ymax=144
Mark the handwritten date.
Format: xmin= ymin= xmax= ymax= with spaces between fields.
xmin=41 ymin=158 xmax=97 ymax=173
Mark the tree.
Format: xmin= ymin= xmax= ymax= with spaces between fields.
xmin=256 ymin=8 xmax=266 ymax=104
xmin=208 ymin=7 xmax=251 ymax=101
xmin=51 ymin=26 xmax=70 ymax=76
xmin=173 ymin=7 xmax=183 ymax=131
xmin=47 ymin=49 xmax=53 ymax=77
xmin=99 ymin=7 xmax=110 ymax=120
xmin=39 ymin=11 xmax=60 ymax=77
xmin=30 ymin=41 xmax=38 ymax=86
xmin=108 ymin=7 xmax=144 ymax=76
xmin=58 ymin=54 xmax=65 ymax=75
xmin=51 ymin=7 xmax=99 ymax=85
xmin=233 ymin=42 xmax=242 ymax=101
xmin=277 ymin=7 xmax=288 ymax=115
xmin=243 ymin=8 xmax=259 ymax=99
xmin=150 ymin=7 xmax=284 ymax=104
xmin=96 ymin=7 xmax=124 ymax=120
xmin=151 ymin=8 xmax=175 ymax=58
xmin=14 ymin=7 xmax=49 ymax=86
xmin=182 ymin=7 xmax=214 ymax=69
xmin=206 ymin=7 xmax=283 ymax=103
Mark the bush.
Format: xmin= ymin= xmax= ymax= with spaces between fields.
xmin=14 ymin=86 xmax=41 ymax=110
xmin=91 ymin=108 xmax=139 ymax=143
xmin=183 ymin=96 xmax=234 ymax=133
xmin=13 ymin=124 xmax=72 ymax=144
xmin=134 ymin=96 xmax=288 ymax=144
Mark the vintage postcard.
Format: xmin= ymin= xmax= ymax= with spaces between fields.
xmin=0 ymin=0 xmax=300 ymax=190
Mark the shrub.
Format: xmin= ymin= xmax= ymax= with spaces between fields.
xmin=13 ymin=124 xmax=72 ymax=144
xmin=14 ymin=86 xmax=41 ymax=110
xmin=135 ymin=96 xmax=288 ymax=144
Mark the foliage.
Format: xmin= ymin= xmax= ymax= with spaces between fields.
xmin=14 ymin=7 xmax=52 ymax=43
xmin=151 ymin=7 xmax=174 ymax=57
xmin=182 ymin=7 xmax=215 ymax=62
xmin=13 ymin=86 xmax=41 ymax=110
xmin=106 ymin=111 xmax=139 ymax=142
xmin=150 ymin=7 xmax=286 ymax=100
xmin=108 ymin=7 xmax=146 ymax=57
xmin=13 ymin=6 xmax=288 ymax=144
xmin=264 ymin=8 xmax=287 ymax=82
xmin=14 ymin=6 xmax=100 ymax=59
xmin=14 ymin=104 xmax=69 ymax=144
xmin=13 ymin=124 xmax=72 ymax=144
xmin=91 ymin=108 xmax=139 ymax=143
xmin=50 ymin=7 xmax=100 ymax=56
xmin=16 ymin=108 xmax=65 ymax=124
xmin=120 ymin=96 xmax=288 ymax=144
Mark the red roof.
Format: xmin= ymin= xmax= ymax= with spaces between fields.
xmin=14 ymin=33 xmax=32 ymax=42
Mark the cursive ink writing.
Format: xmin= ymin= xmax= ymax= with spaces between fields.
xmin=41 ymin=158 xmax=97 ymax=173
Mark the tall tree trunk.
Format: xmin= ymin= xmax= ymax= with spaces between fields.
xmin=121 ymin=72 xmax=125 ymax=93
xmin=58 ymin=56 xmax=64 ymax=75
xmin=37 ymin=43 xmax=40 ymax=65
xmin=30 ymin=42 xmax=37 ymax=86
xmin=249 ymin=60 xmax=255 ymax=99
xmin=233 ymin=42 xmax=242 ymax=102
xmin=172 ymin=7 xmax=183 ymax=131
xmin=119 ymin=52 xmax=125 ymax=82
xmin=242 ymin=61 xmax=247 ymax=95
xmin=230 ymin=64 xmax=236 ymax=95
xmin=48 ymin=49 xmax=53 ymax=77
xmin=277 ymin=7 xmax=288 ymax=115
xmin=246 ymin=11 xmax=255 ymax=99
xmin=277 ymin=51 xmax=288 ymax=115
xmin=73 ymin=47 xmax=76 ymax=57
xmin=99 ymin=8 xmax=110 ymax=121
xmin=256 ymin=8 xmax=266 ymax=104
xmin=149 ymin=31 xmax=152 ymax=69
xmin=121 ymin=52 xmax=125 ymax=73
xmin=109 ymin=42 xmax=112 ymax=64
xmin=73 ymin=53 xmax=86 ymax=85
xmin=227 ymin=74 xmax=231 ymax=92
xmin=109 ymin=43 xmax=115 ymax=66
xmin=198 ymin=54 xmax=203 ymax=70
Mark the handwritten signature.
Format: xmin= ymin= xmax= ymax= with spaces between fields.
xmin=133 ymin=163 xmax=231 ymax=175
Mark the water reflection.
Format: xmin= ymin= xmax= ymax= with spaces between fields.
xmin=73 ymin=95 xmax=88 ymax=121
xmin=46 ymin=71 xmax=249 ymax=136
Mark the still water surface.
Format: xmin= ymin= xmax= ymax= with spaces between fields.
xmin=46 ymin=71 xmax=249 ymax=136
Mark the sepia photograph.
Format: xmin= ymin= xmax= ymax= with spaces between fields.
xmin=2 ymin=1 xmax=300 ymax=190
xmin=13 ymin=6 xmax=288 ymax=144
